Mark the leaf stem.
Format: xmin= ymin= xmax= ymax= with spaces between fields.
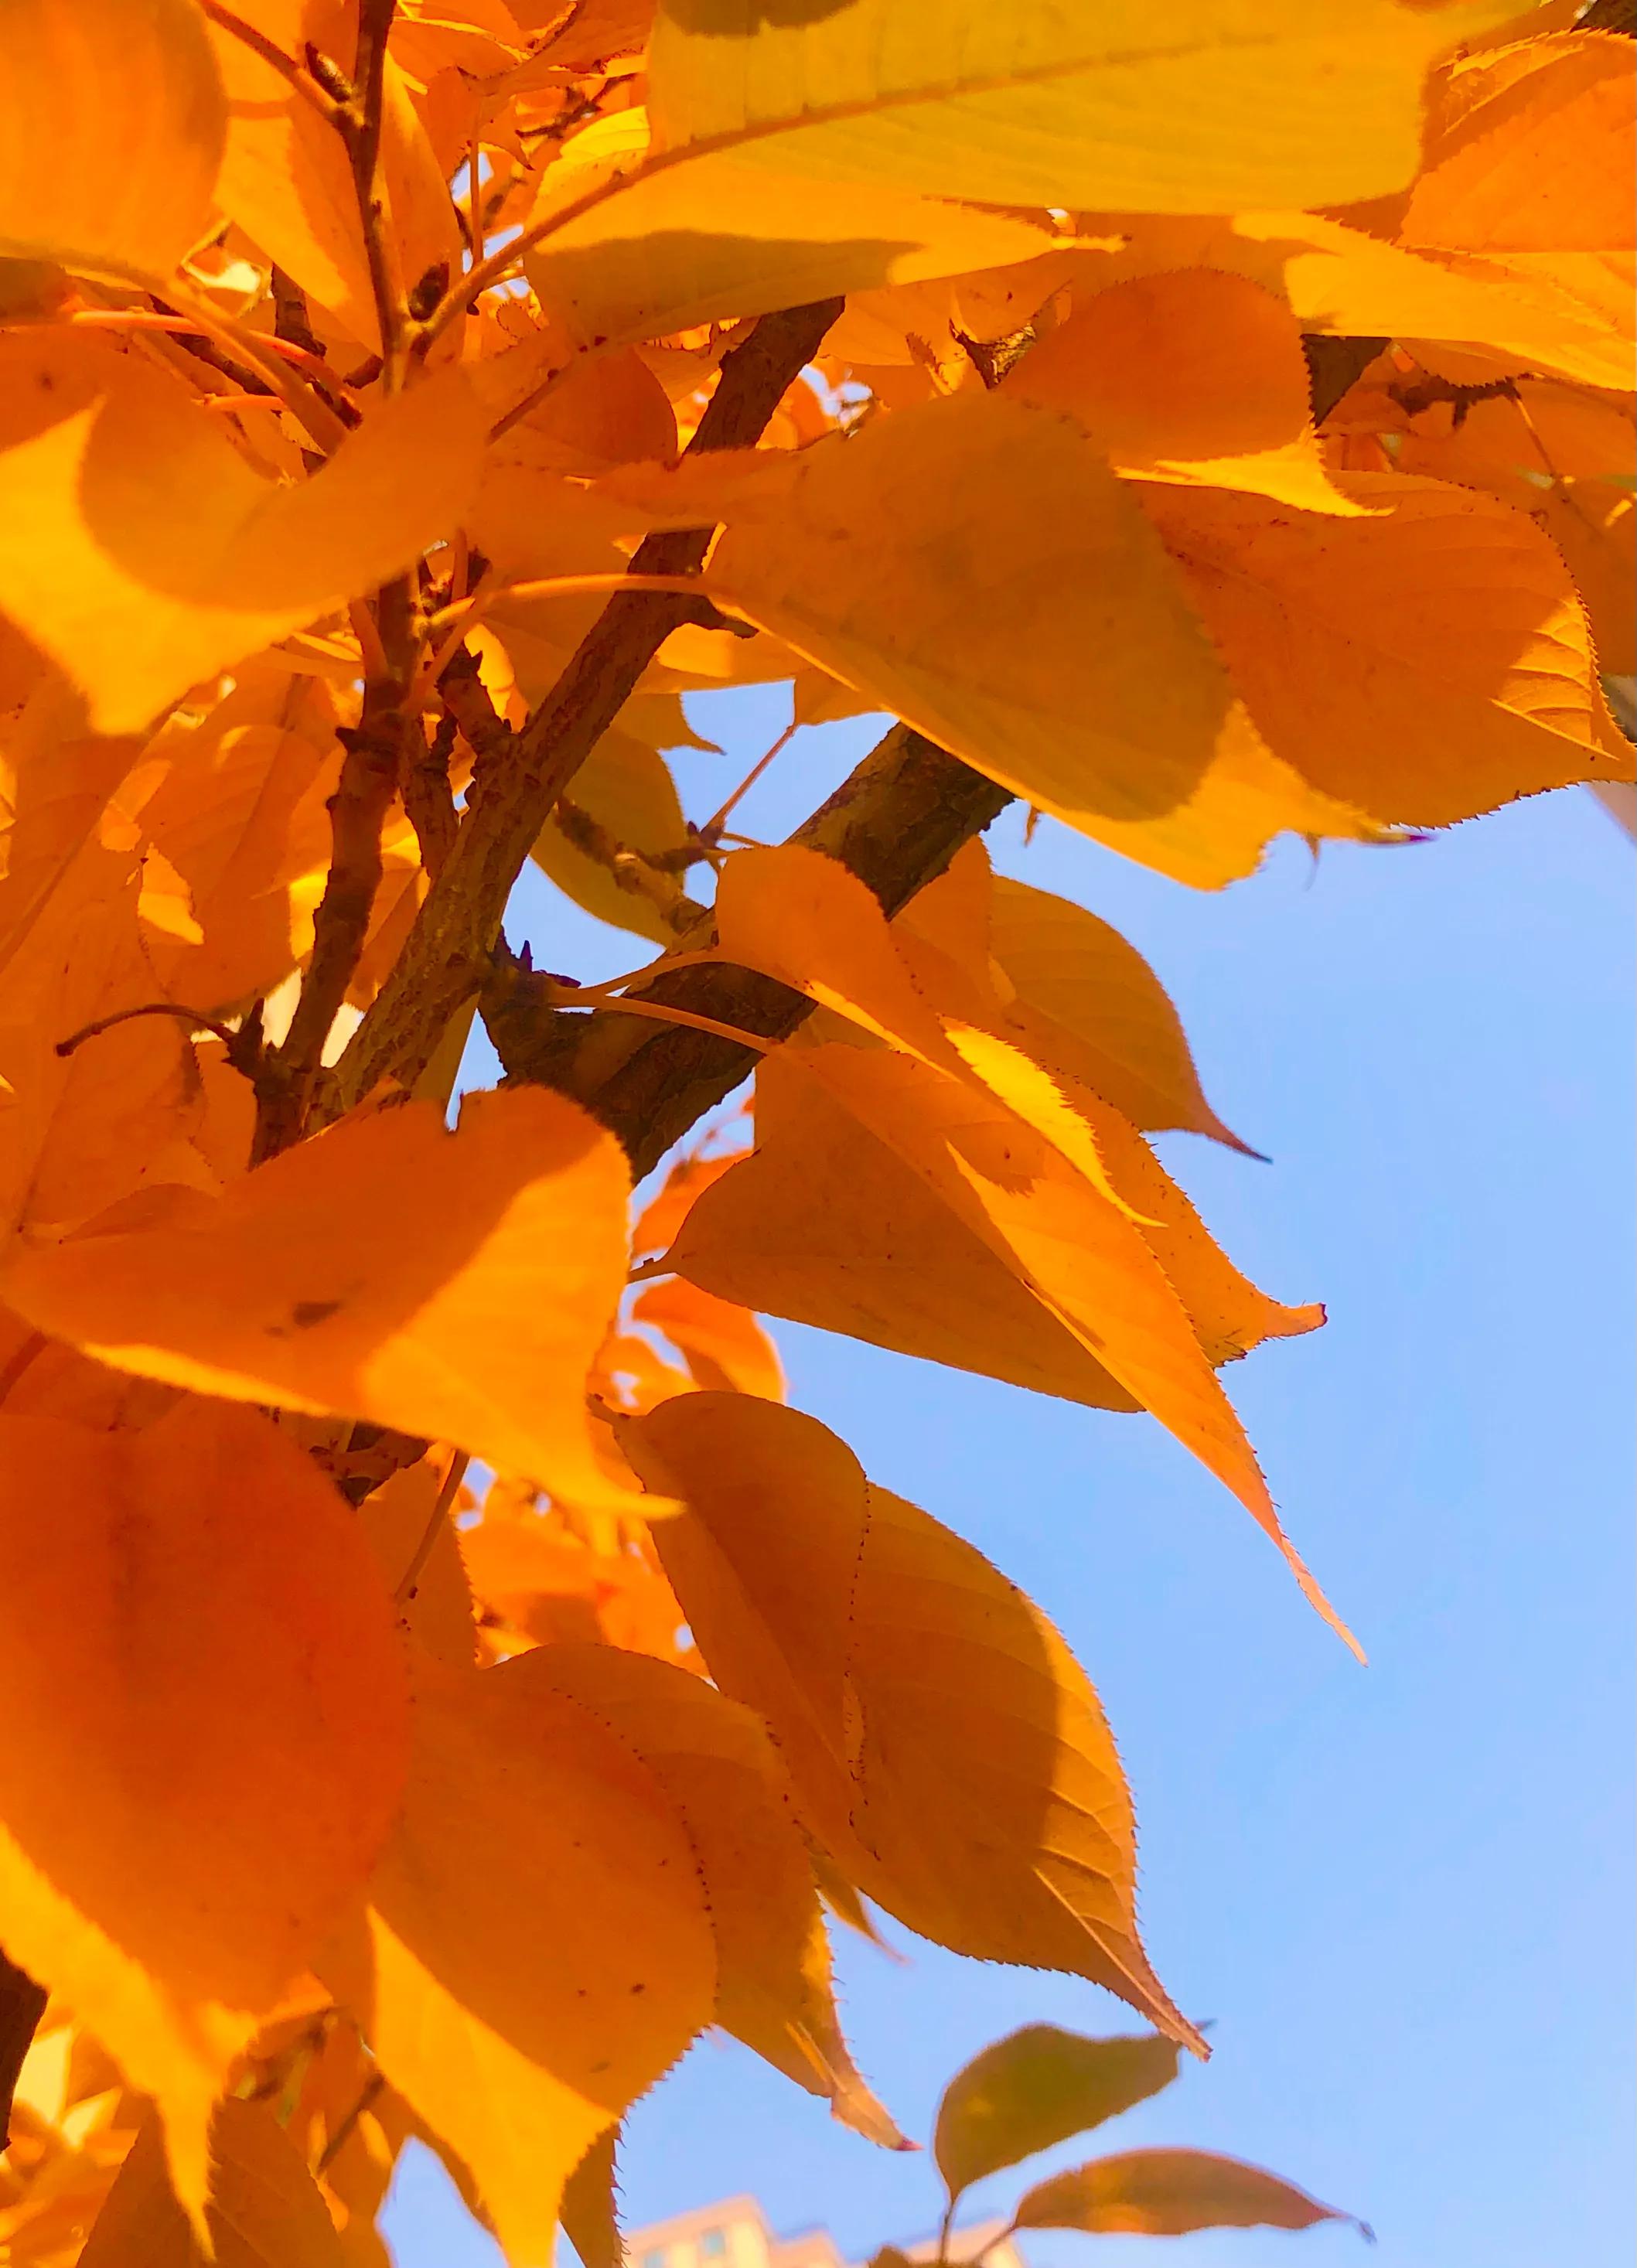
xmin=54 ymin=1001 xmax=247 ymax=1060
xmin=394 ymin=1451 xmax=470 ymax=1605
xmin=200 ymin=0 xmax=345 ymax=123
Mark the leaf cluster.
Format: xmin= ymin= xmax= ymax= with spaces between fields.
xmin=0 ymin=1 xmax=1628 ymax=2262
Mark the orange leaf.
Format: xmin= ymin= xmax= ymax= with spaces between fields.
xmin=671 ymin=1048 xmax=1347 ymax=1647
xmin=2 ymin=1087 xmax=645 ymax=1515
xmin=327 ymin=1646 xmax=714 ymax=2264
xmin=1015 ymin=2146 xmax=1366 ymax=2239
xmin=0 ymin=1400 xmax=407 ymax=2219
xmin=632 ymin=1276 xmax=786 ymax=1402
xmin=0 ymin=0 xmax=225 ymax=284
xmin=521 ymin=1642 xmax=904 ymax=2145
xmin=1143 ymin=470 xmax=1633 ymax=826
xmin=624 ymin=1393 xmax=1202 ymax=2050
xmin=1005 ymin=269 xmax=1362 ymax=514
xmin=0 ymin=336 xmax=483 ymax=734
xmin=78 ymin=2097 xmax=346 ymax=2266
xmin=209 ymin=0 xmax=464 ymax=355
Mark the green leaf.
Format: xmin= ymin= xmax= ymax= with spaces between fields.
xmin=1014 ymin=2146 xmax=1372 ymax=2239
xmin=933 ymin=2024 xmax=1180 ymax=2206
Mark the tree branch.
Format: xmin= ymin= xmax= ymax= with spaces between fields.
xmin=486 ymin=721 xmax=1012 ymax=1178
xmin=0 ymin=1948 xmax=46 ymax=2150
xmin=255 ymin=575 xmax=418 ymax=1158
xmin=327 ymin=298 xmax=842 ymax=1115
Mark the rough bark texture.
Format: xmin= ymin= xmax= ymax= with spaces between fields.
xmin=489 ymin=724 xmax=1014 ymax=1178
xmin=330 ymin=299 xmax=844 ymax=1112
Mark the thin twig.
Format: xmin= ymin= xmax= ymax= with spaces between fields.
xmin=328 ymin=298 xmax=841 ymax=1115
xmin=55 ymin=1001 xmax=247 ymax=1060
xmin=200 ymin=0 xmax=345 ymax=122
xmin=394 ymin=1451 xmax=470 ymax=1605
xmin=347 ymin=0 xmax=407 ymax=388
xmin=256 ymin=574 xmax=418 ymax=1157
xmin=701 ymin=719 xmax=799 ymax=838
xmin=315 ymin=2070 xmax=386 ymax=2174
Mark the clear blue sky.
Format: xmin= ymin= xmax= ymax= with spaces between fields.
xmin=386 ymin=684 xmax=1634 ymax=2268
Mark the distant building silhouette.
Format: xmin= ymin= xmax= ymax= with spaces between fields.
xmin=623 ymin=2193 xmax=1025 ymax=2268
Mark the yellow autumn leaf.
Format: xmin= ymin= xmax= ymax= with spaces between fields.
xmin=691 ymin=397 xmax=1381 ymax=885
xmin=78 ymin=2097 xmax=346 ymax=2266
xmin=1142 ymin=471 xmax=1635 ymax=826
xmin=632 ymin=1275 xmax=786 ymax=1403
xmin=0 ymin=336 xmax=484 ymax=734
xmin=0 ymin=677 xmax=138 ymax=984
xmin=916 ymin=851 xmax=1255 ymax=1151
xmin=525 ymin=133 xmax=1056 ymax=349
xmin=623 ymin=1393 xmax=1202 ymax=2048
xmin=0 ymin=833 xmax=201 ymax=1251
xmin=670 ymin=1051 xmax=1144 ymax=1411
xmin=2 ymin=1087 xmax=646 ymax=1515
xmin=712 ymin=843 xmax=1144 ymax=1217
xmin=0 ymin=0 xmax=226 ymax=284
xmin=357 ymin=1459 xmax=478 ymax=1669
xmin=1089 ymin=209 xmax=1632 ymax=391
xmin=530 ymin=726 xmax=694 ymax=946
xmin=0 ymin=1399 xmax=408 ymax=2220
xmin=669 ymin=1046 xmax=1346 ymax=1646
xmin=645 ymin=0 xmax=1509 ymax=214
xmin=523 ymin=1642 xmax=904 ymax=2145
xmin=1004 ymin=269 xmax=1362 ymax=514
xmin=329 ymin=1646 xmax=715 ymax=2266
xmin=1403 ymin=30 xmax=1635 ymax=257
xmin=121 ymin=711 xmax=344 ymax=1011
xmin=1342 ymin=374 xmax=1635 ymax=676
xmin=209 ymin=0 xmax=464 ymax=354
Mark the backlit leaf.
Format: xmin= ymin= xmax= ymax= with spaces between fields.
xmin=963 ymin=860 xmax=1255 ymax=1151
xmin=0 ymin=337 xmax=484 ymax=734
xmin=1015 ymin=2145 xmax=1366 ymax=2239
xmin=0 ymin=834 xmax=200 ymax=1250
xmin=622 ymin=1392 xmax=1202 ymax=2049
xmin=646 ymin=0 xmax=1509 ymax=214
xmin=210 ymin=0 xmax=465 ymax=354
xmin=79 ymin=2097 xmax=346 ymax=2266
xmin=1142 ymin=471 xmax=1635 ymax=825
xmin=523 ymin=1642 xmax=904 ymax=2144
xmin=934 ymin=2024 xmax=1182 ymax=2205
xmin=530 ymin=727 xmax=694 ymax=946
xmin=697 ymin=395 xmax=1380 ymax=883
xmin=0 ymin=0 xmax=225 ymax=283
xmin=1403 ymin=31 xmax=1635 ymax=257
xmin=1004 ymin=270 xmax=1361 ymax=514
xmin=0 ymin=1400 xmax=408 ymax=2217
xmin=328 ymin=1646 xmax=714 ymax=2266
xmin=561 ymin=2129 xmax=622 ymax=2268
xmin=526 ymin=133 xmax=1056 ymax=348
xmin=2 ymin=1087 xmax=645 ymax=1514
